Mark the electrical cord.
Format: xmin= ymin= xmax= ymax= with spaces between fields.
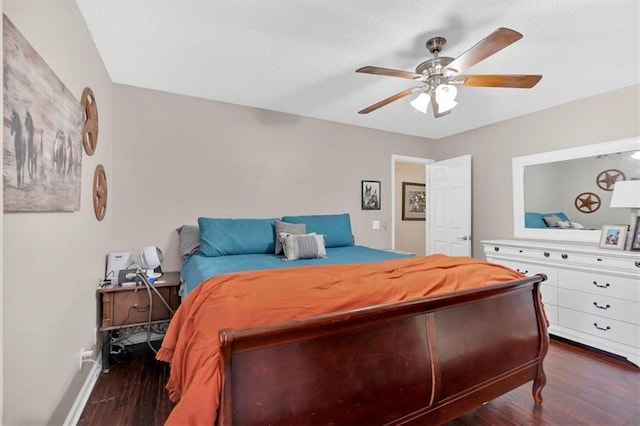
xmin=135 ymin=270 xmax=175 ymax=354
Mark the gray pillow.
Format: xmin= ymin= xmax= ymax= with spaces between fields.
xmin=274 ymin=220 xmax=306 ymax=255
xmin=542 ymin=215 xmax=561 ymax=227
xmin=176 ymin=225 xmax=200 ymax=258
xmin=280 ymin=233 xmax=327 ymax=261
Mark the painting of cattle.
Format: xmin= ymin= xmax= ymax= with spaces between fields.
xmin=3 ymin=14 xmax=83 ymax=212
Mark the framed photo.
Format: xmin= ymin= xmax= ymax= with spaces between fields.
xmin=598 ymin=224 xmax=628 ymax=250
xmin=631 ymin=217 xmax=640 ymax=251
xmin=361 ymin=180 xmax=380 ymax=210
xmin=402 ymin=182 xmax=426 ymax=221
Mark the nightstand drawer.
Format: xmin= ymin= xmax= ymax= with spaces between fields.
xmin=105 ymin=287 xmax=174 ymax=328
xmin=99 ymin=272 xmax=181 ymax=331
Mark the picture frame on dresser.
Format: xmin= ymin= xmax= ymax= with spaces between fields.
xmin=598 ymin=224 xmax=627 ymax=250
xmin=631 ymin=217 xmax=640 ymax=251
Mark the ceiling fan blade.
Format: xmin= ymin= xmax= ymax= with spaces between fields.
xmin=460 ymin=74 xmax=542 ymax=88
xmin=356 ymin=66 xmax=425 ymax=81
xmin=358 ymin=87 xmax=421 ymax=114
xmin=429 ymin=91 xmax=451 ymax=118
xmin=443 ymin=27 xmax=523 ymax=75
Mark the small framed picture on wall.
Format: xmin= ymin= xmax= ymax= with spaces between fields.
xmin=598 ymin=224 xmax=627 ymax=250
xmin=402 ymin=182 xmax=426 ymax=221
xmin=631 ymin=217 xmax=640 ymax=251
xmin=361 ymin=180 xmax=380 ymax=210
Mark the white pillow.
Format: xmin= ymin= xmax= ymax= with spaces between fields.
xmin=280 ymin=232 xmax=327 ymax=261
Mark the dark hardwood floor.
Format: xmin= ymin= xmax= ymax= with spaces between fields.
xmin=79 ymin=337 xmax=639 ymax=425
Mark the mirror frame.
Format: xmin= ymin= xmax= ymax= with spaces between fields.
xmin=513 ymin=137 xmax=640 ymax=243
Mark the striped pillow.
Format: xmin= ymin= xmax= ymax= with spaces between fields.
xmin=280 ymin=233 xmax=327 ymax=261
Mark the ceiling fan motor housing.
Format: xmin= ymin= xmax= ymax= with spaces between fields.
xmin=416 ymin=57 xmax=454 ymax=78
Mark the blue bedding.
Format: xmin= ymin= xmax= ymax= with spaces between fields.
xmin=181 ymin=245 xmax=413 ymax=296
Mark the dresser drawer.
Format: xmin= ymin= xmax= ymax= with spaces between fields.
xmin=540 ymin=285 xmax=558 ymax=306
xmin=556 ymin=252 xmax=640 ymax=273
xmin=486 ymin=245 xmax=554 ymax=262
xmin=543 ymin=303 xmax=558 ymax=325
xmin=559 ymin=307 xmax=639 ymax=348
xmin=559 ymin=288 xmax=640 ymax=325
xmin=493 ymin=259 xmax=558 ymax=286
xmin=558 ymin=269 xmax=640 ymax=302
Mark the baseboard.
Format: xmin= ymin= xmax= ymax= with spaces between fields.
xmin=63 ymin=357 xmax=102 ymax=426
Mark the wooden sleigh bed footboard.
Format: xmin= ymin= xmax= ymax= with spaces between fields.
xmin=218 ymin=274 xmax=549 ymax=425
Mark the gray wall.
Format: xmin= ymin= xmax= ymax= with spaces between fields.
xmin=110 ymin=84 xmax=436 ymax=271
xmin=2 ymin=1 xmax=114 ymax=424
xmin=431 ymin=85 xmax=640 ymax=257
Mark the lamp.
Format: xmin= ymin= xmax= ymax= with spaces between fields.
xmin=410 ymin=84 xmax=459 ymax=115
xmin=434 ymin=84 xmax=458 ymax=113
xmin=410 ymin=92 xmax=430 ymax=114
xmin=610 ymin=179 xmax=640 ymax=229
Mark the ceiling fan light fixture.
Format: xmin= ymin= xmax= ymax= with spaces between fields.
xmin=435 ymin=84 xmax=458 ymax=113
xmin=410 ymin=92 xmax=430 ymax=114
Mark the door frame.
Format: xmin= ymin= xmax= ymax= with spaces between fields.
xmin=390 ymin=154 xmax=434 ymax=252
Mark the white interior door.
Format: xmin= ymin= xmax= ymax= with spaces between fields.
xmin=428 ymin=155 xmax=472 ymax=256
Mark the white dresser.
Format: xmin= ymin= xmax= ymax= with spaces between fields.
xmin=482 ymin=239 xmax=640 ymax=367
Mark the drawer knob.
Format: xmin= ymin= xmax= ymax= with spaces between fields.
xmin=494 ymin=247 xmax=500 ymax=252
xmin=593 ymin=323 xmax=611 ymax=332
xmin=561 ymin=254 xmax=568 ymax=259
xmin=596 ymin=258 xmax=602 ymax=262
xmin=635 ymin=261 xmax=640 ymax=268
xmin=593 ymin=302 xmax=611 ymax=310
xmin=543 ymin=252 xmax=550 ymax=257
xmin=593 ymin=281 xmax=610 ymax=289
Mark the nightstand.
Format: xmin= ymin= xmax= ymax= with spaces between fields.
xmin=98 ymin=271 xmax=181 ymax=372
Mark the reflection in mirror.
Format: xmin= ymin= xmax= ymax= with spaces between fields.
xmin=513 ymin=137 xmax=640 ymax=243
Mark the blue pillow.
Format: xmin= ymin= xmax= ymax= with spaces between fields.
xmin=525 ymin=212 xmax=570 ymax=228
xmin=198 ymin=217 xmax=277 ymax=257
xmin=525 ymin=212 xmax=546 ymax=228
xmin=281 ymin=214 xmax=354 ymax=248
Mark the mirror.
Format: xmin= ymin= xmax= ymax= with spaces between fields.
xmin=513 ymin=137 xmax=640 ymax=243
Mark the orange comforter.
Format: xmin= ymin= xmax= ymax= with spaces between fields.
xmin=157 ymin=254 xmax=522 ymax=425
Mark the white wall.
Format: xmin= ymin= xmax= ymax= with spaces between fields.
xmin=431 ymin=84 xmax=639 ymax=257
xmin=110 ymin=84 xmax=436 ymax=271
xmin=2 ymin=2 xmax=113 ymax=424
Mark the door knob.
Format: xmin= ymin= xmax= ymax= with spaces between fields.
xmin=457 ymin=235 xmax=470 ymax=241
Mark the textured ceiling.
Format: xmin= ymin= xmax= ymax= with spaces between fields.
xmin=76 ymin=1 xmax=640 ymax=140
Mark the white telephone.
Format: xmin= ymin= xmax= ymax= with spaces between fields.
xmin=105 ymin=252 xmax=133 ymax=280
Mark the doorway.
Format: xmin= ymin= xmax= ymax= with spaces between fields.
xmin=391 ymin=154 xmax=472 ymax=256
xmin=391 ymin=155 xmax=432 ymax=255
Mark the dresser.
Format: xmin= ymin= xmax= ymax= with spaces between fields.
xmin=482 ymin=239 xmax=640 ymax=367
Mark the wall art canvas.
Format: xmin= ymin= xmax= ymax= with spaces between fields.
xmin=3 ymin=14 xmax=83 ymax=212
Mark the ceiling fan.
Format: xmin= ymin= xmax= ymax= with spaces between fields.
xmin=356 ymin=27 xmax=542 ymax=118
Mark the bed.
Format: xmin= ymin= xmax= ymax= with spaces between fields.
xmin=159 ymin=214 xmax=549 ymax=425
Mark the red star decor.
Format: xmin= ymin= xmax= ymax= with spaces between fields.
xmin=596 ymin=169 xmax=625 ymax=191
xmin=574 ymin=192 xmax=601 ymax=213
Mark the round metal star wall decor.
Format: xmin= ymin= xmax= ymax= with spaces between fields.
xmin=93 ymin=164 xmax=107 ymax=221
xmin=81 ymin=87 xmax=99 ymax=155
xmin=574 ymin=192 xmax=601 ymax=213
xmin=596 ymin=169 xmax=625 ymax=191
